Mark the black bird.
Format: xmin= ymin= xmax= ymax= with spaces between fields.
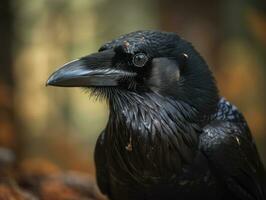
xmin=46 ymin=30 xmax=266 ymax=200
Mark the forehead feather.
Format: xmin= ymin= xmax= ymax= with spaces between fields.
xmin=99 ymin=30 xmax=180 ymax=55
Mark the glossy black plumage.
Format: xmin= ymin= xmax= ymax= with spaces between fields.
xmin=47 ymin=30 xmax=266 ymax=200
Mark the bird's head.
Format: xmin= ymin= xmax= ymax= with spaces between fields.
xmin=47 ymin=30 xmax=219 ymax=115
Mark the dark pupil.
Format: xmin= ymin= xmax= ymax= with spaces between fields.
xmin=133 ymin=53 xmax=146 ymax=67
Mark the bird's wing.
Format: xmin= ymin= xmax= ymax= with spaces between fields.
xmin=200 ymin=120 xmax=266 ymax=200
xmin=94 ymin=131 xmax=110 ymax=196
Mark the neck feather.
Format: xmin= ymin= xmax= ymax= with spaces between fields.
xmin=107 ymin=91 xmax=202 ymax=167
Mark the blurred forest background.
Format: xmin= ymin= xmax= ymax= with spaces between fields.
xmin=0 ymin=0 xmax=265 ymax=199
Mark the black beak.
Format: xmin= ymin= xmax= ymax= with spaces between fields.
xmin=46 ymin=50 xmax=136 ymax=87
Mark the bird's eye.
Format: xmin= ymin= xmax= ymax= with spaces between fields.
xmin=132 ymin=53 xmax=148 ymax=67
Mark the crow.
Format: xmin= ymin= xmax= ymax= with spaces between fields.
xmin=46 ymin=30 xmax=266 ymax=200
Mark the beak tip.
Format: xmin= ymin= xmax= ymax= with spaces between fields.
xmin=45 ymin=79 xmax=50 ymax=86
xmin=46 ymin=75 xmax=56 ymax=87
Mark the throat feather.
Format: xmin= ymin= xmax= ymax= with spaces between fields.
xmin=107 ymin=92 xmax=201 ymax=167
